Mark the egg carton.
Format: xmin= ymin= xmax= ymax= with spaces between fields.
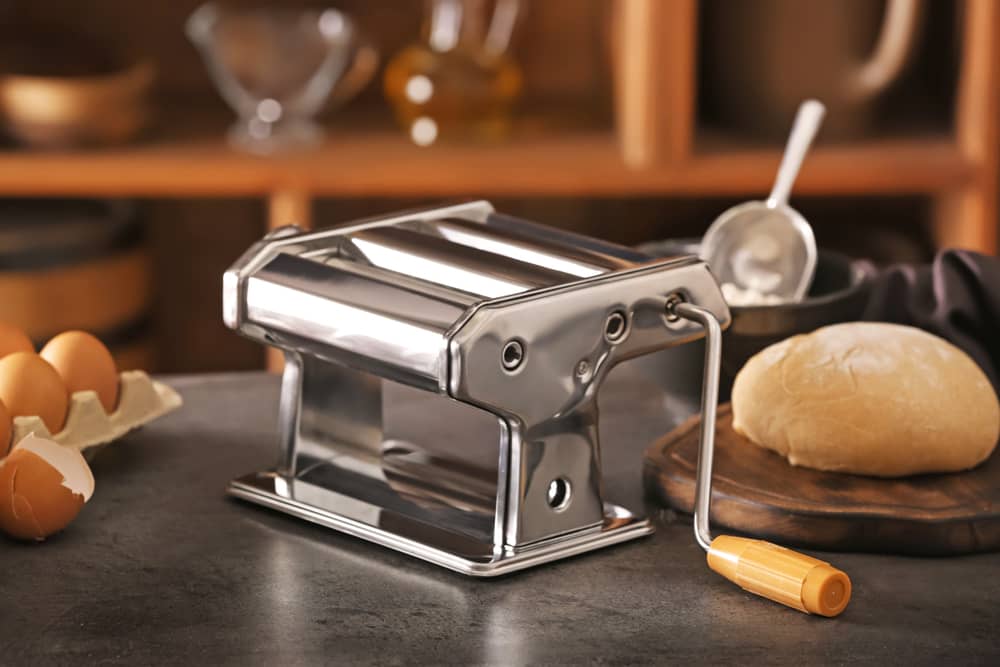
xmin=11 ymin=370 xmax=182 ymax=460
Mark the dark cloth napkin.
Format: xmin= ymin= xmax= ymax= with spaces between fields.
xmin=863 ymin=249 xmax=1000 ymax=392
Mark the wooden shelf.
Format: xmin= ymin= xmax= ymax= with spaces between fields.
xmin=694 ymin=132 xmax=973 ymax=195
xmin=0 ymin=124 xmax=973 ymax=199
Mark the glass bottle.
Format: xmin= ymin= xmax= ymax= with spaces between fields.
xmin=384 ymin=0 xmax=523 ymax=146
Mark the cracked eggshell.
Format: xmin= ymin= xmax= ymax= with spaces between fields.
xmin=0 ymin=434 xmax=94 ymax=541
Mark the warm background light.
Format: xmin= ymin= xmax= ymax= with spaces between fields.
xmin=0 ymin=0 xmax=994 ymax=374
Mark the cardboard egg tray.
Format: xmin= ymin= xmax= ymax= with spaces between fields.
xmin=11 ymin=370 xmax=182 ymax=461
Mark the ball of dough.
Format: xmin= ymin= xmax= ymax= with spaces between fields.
xmin=732 ymin=322 xmax=1000 ymax=477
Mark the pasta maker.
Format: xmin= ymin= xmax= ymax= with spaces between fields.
xmin=222 ymin=200 xmax=851 ymax=613
xmin=222 ymin=200 xmax=731 ymax=576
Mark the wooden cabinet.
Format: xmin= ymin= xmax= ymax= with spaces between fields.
xmin=613 ymin=0 xmax=998 ymax=253
xmin=0 ymin=0 xmax=994 ymax=253
xmin=0 ymin=1 xmax=995 ymax=372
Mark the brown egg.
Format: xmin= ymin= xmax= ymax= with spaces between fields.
xmin=0 ymin=434 xmax=94 ymax=541
xmin=0 ymin=352 xmax=69 ymax=433
xmin=41 ymin=331 xmax=119 ymax=413
xmin=0 ymin=322 xmax=33 ymax=359
xmin=0 ymin=399 xmax=11 ymax=457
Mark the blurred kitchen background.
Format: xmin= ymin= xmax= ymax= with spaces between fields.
xmin=0 ymin=0 xmax=994 ymax=373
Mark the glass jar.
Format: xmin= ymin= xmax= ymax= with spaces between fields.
xmin=384 ymin=0 xmax=523 ymax=146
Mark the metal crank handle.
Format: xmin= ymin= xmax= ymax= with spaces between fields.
xmin=670 ymin=301 xmax=852 ymax=618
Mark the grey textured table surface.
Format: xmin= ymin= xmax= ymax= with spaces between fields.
xmin=3 ymin=369 xmax=998 ymax=666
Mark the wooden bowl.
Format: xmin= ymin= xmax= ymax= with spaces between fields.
xmin=0 ymin=60 xmax=155 ymax=148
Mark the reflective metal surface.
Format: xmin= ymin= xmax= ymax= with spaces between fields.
xmin=229 ymin=473 xmax=652 ymax=577
xmin=448 ymin=260 xmax=729 ymax=547
xmin=702 ymin=100 xmax=824 ymax=302
xmin=224 ymin=201 xmax=731 ymax=575
xmin=672 ymin=302 xmax=724 ymax=552
xmin=345 ymin=225 xmax=576 ymax=297
xmin=701 ymin=201 xmax=818 ymax=301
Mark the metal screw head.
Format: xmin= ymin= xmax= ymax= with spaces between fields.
xmin=501 ymin=340 xmax=525 ymax=371
xmin=575 ymin=359 xmax=591 ymax=378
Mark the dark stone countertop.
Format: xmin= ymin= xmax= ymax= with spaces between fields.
xmin=2 ymin=369 xmax=998 ymax=666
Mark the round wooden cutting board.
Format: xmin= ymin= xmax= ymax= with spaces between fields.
xmin=643 ymin=404 xmax=1000 ymax=555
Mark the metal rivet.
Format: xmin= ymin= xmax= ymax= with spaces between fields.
xmin=501 ymin=340 xmax=524 ymax=371
xmin=575 ymin=359 xmax=591 ymax=378
xmin=546 ymin=478 xmax=572 ymax=511
xmin=604 ymin=311 xmax=628 ymax=343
